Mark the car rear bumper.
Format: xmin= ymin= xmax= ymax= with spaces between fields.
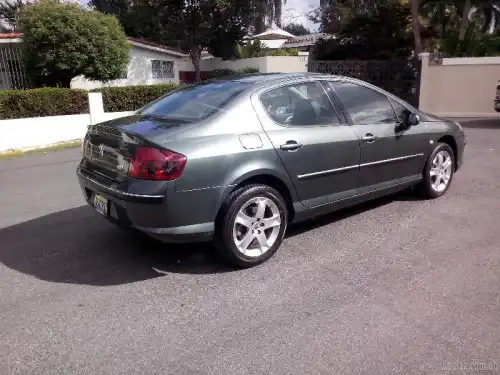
xmin=76 ymin=166 xmax=216 ymax=243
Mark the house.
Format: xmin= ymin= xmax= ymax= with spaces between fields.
xmin=250 ymin=24 xmax=296 ymax=49
xmin=71 ymin=37 xmax=196 ymax=89
xmin=248 ymin=25 xmax=334 ymax=57
xmin=0 ymin=34 xmax=203 ymax=90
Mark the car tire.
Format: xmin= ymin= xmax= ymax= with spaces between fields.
xmin=419 ymin=142 xmax=455 ymax=199
xmin=214 ymin=184 xmax=288 ymax=268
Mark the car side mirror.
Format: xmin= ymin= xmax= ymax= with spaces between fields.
xmin=407 ymin=113 xmax=420 ymax=126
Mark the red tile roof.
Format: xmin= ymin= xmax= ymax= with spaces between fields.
xmin=0 ymin=32 xmax=22 ymax=39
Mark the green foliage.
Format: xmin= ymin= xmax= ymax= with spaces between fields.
xmin=283 ymin=22 xmax=310 ymax=36
xmin=19 ymin=0 xmax=129 ymax=88
xmin=90 ymin=0 xmax=256 ymax=77
xmin=235 ymin=39 xmax=298 ymax=58
xmin=209 ymin=67 xmax=259 ymax=78
xmin=0 ymin=88 xmax=88 ymax=119
xmin=92 ymin=84 xmax=181 ymax=112
xmin=266 ymin=48 xmax=299 ymax=56
xmin=314 ymin=1 xmax=417 ymax=60
xmin=439 ymin=27 xmax=500 ymax=56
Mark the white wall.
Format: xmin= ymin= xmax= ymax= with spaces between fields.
xmin=0 ymin=114 xmax=90 ymax=152
xmin=0 ymin=91 xmax=135 ymax=153
xmin=196 ymin=56 xmax=308 ymax=74
xmin=71 ymin=45 xmax=184 ymax=90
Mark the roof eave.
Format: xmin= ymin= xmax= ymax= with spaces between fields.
xmin=128 ymin=40 xmax=188 ymax=57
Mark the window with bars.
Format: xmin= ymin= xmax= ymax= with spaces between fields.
xmin=151 ymin=60 xmax=174 ymax=79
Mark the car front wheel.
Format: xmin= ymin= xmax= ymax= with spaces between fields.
xmin=215 ymin=184 xmax=288 ymax=268
xmin=419 ymin=142 xmax=455 ymax=198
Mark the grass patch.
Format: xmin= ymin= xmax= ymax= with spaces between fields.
xmin=0 ymin=140 xmax=82 ymax=160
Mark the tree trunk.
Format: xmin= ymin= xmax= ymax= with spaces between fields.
xmin=410 ymin=0 xmax=423 ymax=56
xmin=459 ymin=0 xmax=472 ymax=40
xmin=190 ymin=47 xmax=202 ymax=83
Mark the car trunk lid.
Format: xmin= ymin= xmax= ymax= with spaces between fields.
xmin=81 ymin=114 xmax=195 ymax=182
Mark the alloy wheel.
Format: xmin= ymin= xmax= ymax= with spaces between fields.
xmin=430 ymin=150 xmax=453 ymax=193
xmin=232 ymin=196 xmax=282 ymax=257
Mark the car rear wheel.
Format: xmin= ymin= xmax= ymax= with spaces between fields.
xmin=215 ymin=184 xmax=288 ymax=268
xmin=419 ymin=142 xmax=455 ymax=199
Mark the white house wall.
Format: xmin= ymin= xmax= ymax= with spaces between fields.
xmin=71 ymin=45 xmax=183 ymax=89
xmin=195 ymin=56 xmax=308 ymax=74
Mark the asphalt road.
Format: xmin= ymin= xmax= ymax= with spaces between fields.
xmin=1 ymin=120 xmax=500 ymax=375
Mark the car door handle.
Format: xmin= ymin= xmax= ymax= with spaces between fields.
xmin=361 ymin=134 xmax=377 ymax=143
xmin=280 ymin=141 xmax=303 ymax=151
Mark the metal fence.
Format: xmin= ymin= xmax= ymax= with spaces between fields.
xmin=0 ymin=46 xmax=30 ymax=90
xmin=309 ymin=60 xmax=421 ymax=107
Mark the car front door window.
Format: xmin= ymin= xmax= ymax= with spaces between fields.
xmin=332 ymin=81 xmax=397 ymax=125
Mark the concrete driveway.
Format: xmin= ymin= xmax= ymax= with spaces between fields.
xmin=1 ymin=120 xmax=500 ymax=374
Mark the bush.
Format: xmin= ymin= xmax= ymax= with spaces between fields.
xmin=0 ymin=88 xmax=88 ymax=119
xmin=92 ymin=84 xmax=181 ymax=112
xmin=20 ymin=0 xmax=129 ymax=88
xmin=209 ymin=67 xmax=259 ymax=79
xmin=439 ymin=28 xmax=500 ymax=57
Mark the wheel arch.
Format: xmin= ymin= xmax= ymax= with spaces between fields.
xmin=437 ymin=135 xmax=458 ymax=171
xmin=215 ymin=170 xmax=297 ymax=224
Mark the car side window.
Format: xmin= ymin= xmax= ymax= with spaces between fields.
xmin=332 ymin=81 xmax=397 ymax=125
xmin=260 ymin=82 xmax=340 ymax=126
xmin=389 ymin=97 xmax=411 ymax=123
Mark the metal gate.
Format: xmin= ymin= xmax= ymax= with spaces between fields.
xmin=0 ymin=46 xmax=30 ymax=90
xmin=309 ymin=60 xmax=421 ymax=107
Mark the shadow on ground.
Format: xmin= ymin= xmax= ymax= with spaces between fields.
xmin=0 ymin=206 xmax=231 ymax=286
xmin=0 ymin=190 xmax=421 ymax=286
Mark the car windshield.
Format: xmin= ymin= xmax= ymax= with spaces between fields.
xmin=137 ymin=81 xmax=251 ymax=121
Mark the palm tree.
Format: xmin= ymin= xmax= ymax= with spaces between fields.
xmin=253 ymin=0 xmax=287 ymax=34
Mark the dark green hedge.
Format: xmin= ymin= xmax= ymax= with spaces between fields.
xmin=0 ymin=88 xmax=88 ymax=119
xmin=209 ymin=67 xmax=259 ymax=78
xmin=92 ymin=84 xmax=181 ymax=112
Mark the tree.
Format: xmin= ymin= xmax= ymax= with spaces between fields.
xmin=410 ymin=0 xmax=424 ymax=55
xmin=253 ymin=0 xmax=287 ymax=34
xmin=0 ymin=0 xmax=31 ymax=31
xmin=20 ymin=0 xmax=129 ymax=87
xmin=159 ymin=0 xmax=229 ymax=82
xmin=283 ymin=22 xmax=310 ymax=36
xmin=314 ymin=1 xmax=420 ymax=60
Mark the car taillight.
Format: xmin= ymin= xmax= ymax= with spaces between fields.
xmin=128 ymin=146 xmax=187 ymax=181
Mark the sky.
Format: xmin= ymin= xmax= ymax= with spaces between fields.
xmin=282 ymin=0 xmax=320 ymax=31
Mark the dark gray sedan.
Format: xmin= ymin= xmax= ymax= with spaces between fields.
xmin=77 ymin=73 xmax=466 ymax=268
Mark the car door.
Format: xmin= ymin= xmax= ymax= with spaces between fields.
xmin=251 ymin=79 xmax=361 ymax=208
xmin=328 ymin=80 xmax=428 ymax=191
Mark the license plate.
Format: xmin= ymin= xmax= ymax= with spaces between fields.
xmin=93 ymin=194 xmax=108 ymax=216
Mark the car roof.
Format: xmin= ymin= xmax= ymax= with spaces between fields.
xmin=212 ymin=72 xmax=341 ymax=88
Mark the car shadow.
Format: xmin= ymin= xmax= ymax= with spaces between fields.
xmin=0 ymin=190 xmax=426 ymax=286
xmin=286 ymin=193 xmax=402 ymax=238
xmin=0 ymin=206 xmax=234 ymax=286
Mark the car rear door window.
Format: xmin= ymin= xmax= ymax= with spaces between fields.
xmin=332 ymin=81 xmax=397 ymax=125
xmin=260 ymin=82 xmax=340 ymax=126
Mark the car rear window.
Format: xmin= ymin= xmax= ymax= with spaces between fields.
xmin=137 ymin=81 xmax=251 ymax=121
